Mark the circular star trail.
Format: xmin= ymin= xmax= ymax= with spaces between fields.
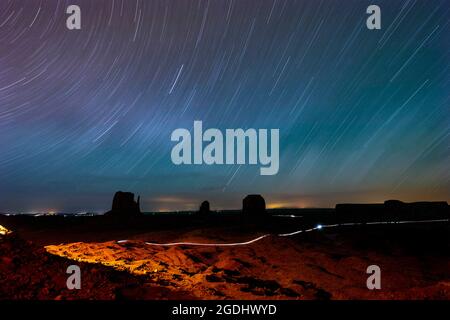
xmin=0 ymin=0 xmax=448 ymax=212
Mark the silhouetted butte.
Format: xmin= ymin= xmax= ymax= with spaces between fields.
xmin=198 ymin=201 xmax=211 ymax=216
xmin=104 ymin=191 xmax=141 ymax=218
xmin=242 ymin=195 xmax=266 ymax=215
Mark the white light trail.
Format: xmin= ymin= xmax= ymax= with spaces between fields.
xmin=116 ymin=219 xmax=448 ymax=248
xmin=144 ymin=234 xmax=270 ymax=247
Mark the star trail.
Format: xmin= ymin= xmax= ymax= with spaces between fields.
xmin=0 ymin=0 xmax=448 ymax=213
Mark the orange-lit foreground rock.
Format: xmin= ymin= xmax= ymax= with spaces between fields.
xmin=0 ymin=225 xmax=12 ymax=236
xmin=44 ymin=224 xmax=450 ymax=300
xmin=0 ymin=233 xmax=193 ymax=300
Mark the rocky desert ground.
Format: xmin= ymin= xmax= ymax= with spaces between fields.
xmin=1 ymin=215 xmax=449 ymax=300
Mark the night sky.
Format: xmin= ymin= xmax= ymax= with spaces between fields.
xmin=0 ymin=0 xmax=448 ymax=213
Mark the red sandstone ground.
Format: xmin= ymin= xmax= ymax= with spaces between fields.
xmin=1 ymin=220 xmax=449 ymax=300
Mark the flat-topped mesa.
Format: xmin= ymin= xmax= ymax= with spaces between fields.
xmin=335 ymin=200 xmax=449 ymax=223
xmin=242 ymin=194 xmax=266 ymax=215
xmin=385 ymin=200 xmax=449 ymax=220
xmin=105 ymin=191 xmax=141 ymax=217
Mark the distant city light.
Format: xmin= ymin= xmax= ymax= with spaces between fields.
xmin=317 ymin=224 xmax=323 ymax=230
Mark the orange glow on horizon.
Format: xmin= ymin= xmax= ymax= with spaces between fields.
xmin=267 ymin=200 xmax=309 ymax=209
